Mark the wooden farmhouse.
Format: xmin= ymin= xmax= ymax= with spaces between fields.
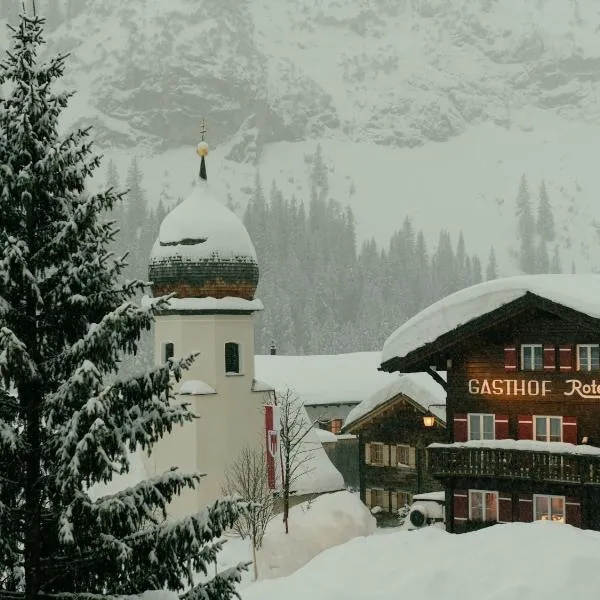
xmin=380 ymin=274 xmax=600 ymax=532
xmin=341 ymin=373 xmax=446 ymax=520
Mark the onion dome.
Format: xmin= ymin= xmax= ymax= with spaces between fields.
xmin=148 ymin=134 xmax=259 ymax=301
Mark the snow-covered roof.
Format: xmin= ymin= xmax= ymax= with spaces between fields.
xmin=412 ymin=491 xmax=445 ymax=502
xmin=252 ymin=378 xmax=275 ymax=392
xmin=313 ymin=428 xmax=339 ymax=443
xmin=150 ymin=180 xmax=257 ymax=263
xmin=179 ymin=380 xmax=216 ymax=395
xmin=142 ymin=295 xmax=264 ymax=313
xmin=429 ymin=438 xmax=600 ymax=457
xmin=382 ymin=274 xmax=600 ymax=365
xmin=343 ymin=372 xmax=446 ymax=431
xmin=254 ymin=352 xmax=397 ymax=407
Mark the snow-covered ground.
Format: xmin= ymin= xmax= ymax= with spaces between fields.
xmin=214 ymin=490 xmax=376 ymax=587
xmin=242 ymin=521 xmax=600 ymax=600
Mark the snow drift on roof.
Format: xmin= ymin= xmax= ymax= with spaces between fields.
xmin=343 ymin=372 xmax=446 ymax=430
xmin=179 ymin=380 xmax=216 ymax=395
xmin=254 ymin=352 xmax=397 ymax=406
xmin=149 ymin=180 xmax=257 ymax=263
xmin=142 ymin=295 xmax=264 ymax=312
xmin=430 ymin=438 xmax=600 ymax=457
xmin=382 ymin=274 xmax=600 ymax=364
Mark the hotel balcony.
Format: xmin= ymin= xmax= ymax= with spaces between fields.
xmin=427 ymin=442 xmax=600 ymax=486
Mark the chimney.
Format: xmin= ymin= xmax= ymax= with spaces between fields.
xmin=270 ymin=340 xmax=277 ymax=356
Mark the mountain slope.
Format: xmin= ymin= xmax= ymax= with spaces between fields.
xmin=3 ymin=0 xmax=600 ymax=273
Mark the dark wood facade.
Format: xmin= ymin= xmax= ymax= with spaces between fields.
xmin=382 ymin=295 xmax=600 ymax=532
xmin=343 ymin=395 xmax=446 ymax=521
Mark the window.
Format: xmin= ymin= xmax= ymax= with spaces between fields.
xmin=469 ymin=414 xmax=494 ymax=440
xmin=370 ymin=488 xmax=384 ymax=508
xmin=521 ymin=344 xmax=543 ymax=370
xmin=577 ymin=344 xmax=600 ymax=371
xmin=330 ymin=419 xmax=342 ymax=434
xmin=534 ymin=495 xmax=565 ymax=523
xmin=394 ymin=490 xmax=412 ymax=508
xmin=396 ymin=445 xmax=410 ymax=466
xmin=225 ymin=342 xmax=240 ymax=374
xmin=162 ymin=341 xmax=174 ymax=363
xmin=469 ymin=490 xmax=498 ymax=522
xmin=535 ymin=416 xmax=562 ymax=442
xmin=369 ymin=443 xmax=384 ymax=466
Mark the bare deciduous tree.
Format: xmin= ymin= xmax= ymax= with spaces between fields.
xmin=277 ymin=388 xmax=318 ymax=534
xmin=222 ymin=447 xmax=275 ymax=580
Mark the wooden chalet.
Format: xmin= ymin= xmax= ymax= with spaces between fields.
xmin=341 ymin=373 xmax=446 ymax=520
xmin=380 ymin=274 xmax=600 ymax=532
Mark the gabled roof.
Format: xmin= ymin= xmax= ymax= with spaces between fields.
xmin=342 ymin=372 xmax=446 ymax=433
xmin=254 ymin=352 xmax=396 ymax=406
xmin=381 ymin=275 xmax=600 ymax=372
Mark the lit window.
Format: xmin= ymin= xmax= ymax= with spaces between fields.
xmin=396 ymin=445 xmax=410 ymax=466
xmin=469 ymin=414 xmax=495 ymax=440
xmin=521 ymin=344 xmax=543 ymax=370
xmin=534 ymin=495 xmax=565 ymax=523
xmin=469 ymin=490 xmax=498 ymax=522
xmin=577 ymin=345 xmax=600 ymax=371
xmin=225 ymin=342 xmax=240 ymax=374
xmin=330 ymin=419 xmax=342 ymax=434
xmin=370 ymin=443 xmax=384 ymax=465
xmin=535 ymin=416 xmax=562 ymax=442
xmin=162 ymin=342 xmax=174 ymax=363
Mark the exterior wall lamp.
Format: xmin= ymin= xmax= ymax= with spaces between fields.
xmin=423 ymin=404 xmax=446 ymax=428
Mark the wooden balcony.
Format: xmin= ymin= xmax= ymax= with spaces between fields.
xmin=427 ymin=445 xmax=600 ymax=486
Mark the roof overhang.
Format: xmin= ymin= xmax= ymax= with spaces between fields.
xmin=380 ymin=292 xmax=600 ymax=374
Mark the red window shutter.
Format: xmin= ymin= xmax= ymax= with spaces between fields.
xmin=504 ymin=346 xmax=517 ymax=372
xmin=518 ymin=494 xmax=533 ymax=522
xmin=543 ymin=345 xmax=556 ymax=371
xmin=498 ymin=495 xmax=513 ymax=523
xmin=559 ymin=345 xmax=573 ymax=372
xmin=517 ymin=415 xmax=533 ymax=440
xmin=495 ymin=415 xmax=509 ymax=440
xmin=565 ymin=497 xmax=582 ymax=528
xmin=454 ymin=414 xmax=468 ymax=442
xmin=453 ymin=490 xmax=468 ymax=525
xmin=562 ymin=417 xmax=578 ymax=445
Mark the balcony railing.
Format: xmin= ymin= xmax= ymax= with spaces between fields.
xmin=427 ymin=445 xmax=600 ymax=486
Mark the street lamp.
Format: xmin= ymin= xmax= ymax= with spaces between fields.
xmin=422 ymin=404 xmax=446 ymax=428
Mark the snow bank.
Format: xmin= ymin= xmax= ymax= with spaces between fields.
xmin=344 ymin=372 xmax=446 ymax=430
xmin=254 ymin=352 xmax=396 ymax=406
xmin=242 ymin=522 xmax=600 ymax=600
xmin=382 ymin=274 xmax=600 ymax=364
xmin=215 ymin=490 xmax=376 ymax=587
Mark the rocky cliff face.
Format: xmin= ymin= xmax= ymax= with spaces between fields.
xmin=32 ymin=0 xmax=600 ymax=159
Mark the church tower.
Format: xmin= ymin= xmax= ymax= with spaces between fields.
xmin=145 ymin=132 xmax=270 ymax=517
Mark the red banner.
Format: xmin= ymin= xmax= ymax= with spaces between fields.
xmin=265 ymin=404 xmax=276 ymax=489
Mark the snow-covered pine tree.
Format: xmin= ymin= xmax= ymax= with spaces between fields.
xmin=0 ymin=11 xmax=248 ymax=600
xmin=537 ymin=180 xmax=555 ymax=242
xmin=486 ymin=246 xmax=498 ymax=280
xmin=515 ymin=175 xmax=535 ymax=273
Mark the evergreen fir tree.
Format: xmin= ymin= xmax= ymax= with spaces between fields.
xmin=537 ymin=180 xmax=555 ymax=242
xmin=471 ymin=255 xmax=483 ymax=284
xmin=0 ymin=12 xmax=248 ymax=600
xmin=515 ymin=175 xmax=535 ymax=273
xmin=486 ymin=246 xmax=498 ymax=280
xmin=551 ymin=244 xmax=562 ymax=274
xmin=535 ymin=238 xmax=550 ymax=273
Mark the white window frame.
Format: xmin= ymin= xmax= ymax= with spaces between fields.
xmin=534 ymin=415 xmax=562 ymax=442
xmin=533 ymin=494 xmax=565 ymax=523
xmin=395 ymin=444 xmax=410 ymax=466
xmin=576 ymin=344 xmax=600 ymax=371
xmin=468 ymin=413 xmax=495 ymax=441
xmin=369 ymin=442 xmax=384 ymax=466
xmin=468 ymin=489 xmax=499 ymax=522
xmin=521 ymin=344 xmax=543 ymax=371
xmin=224 ymin=341 xmax=243 ymax=375
xmin=161 ymin=341 xmax=174 ymax=363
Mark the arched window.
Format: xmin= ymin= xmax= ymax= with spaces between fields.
xmin=225 ymin=342 xmax=240 ymax=374
xmin=162 ymin=341 xmax=174 ymax=363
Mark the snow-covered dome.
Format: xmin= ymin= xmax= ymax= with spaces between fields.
xmin=148 ymin=145 xmax=259 ymax=301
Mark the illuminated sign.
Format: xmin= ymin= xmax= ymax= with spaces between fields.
xmin=468 ymin=378 xmax=600 ymax=400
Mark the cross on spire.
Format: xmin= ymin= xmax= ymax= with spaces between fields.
xmin=200 ymin=119 xmax=207 ymax=142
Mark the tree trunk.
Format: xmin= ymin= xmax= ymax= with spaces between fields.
xmin=252 ymin=539 xmax=258 ymax=581
xmin=23 ymin=384 xmax=42 ymax=600
xmin=283 ymin=463 xmax=290 ymax=534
